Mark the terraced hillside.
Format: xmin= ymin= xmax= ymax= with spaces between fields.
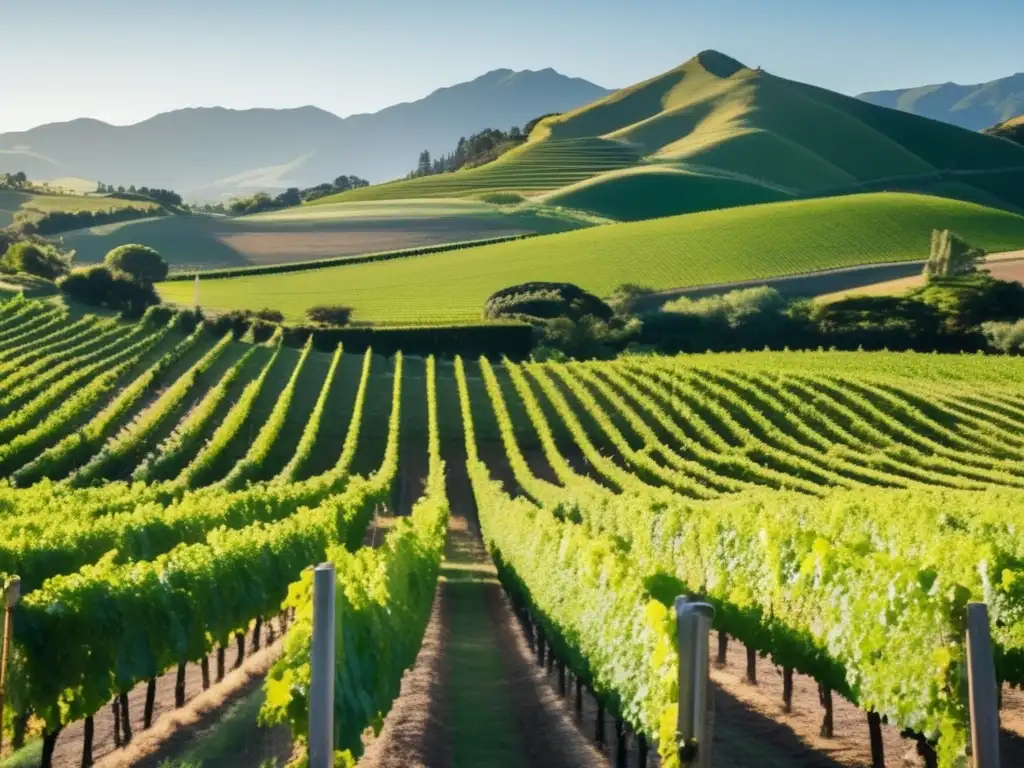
xmin=322 ymin=50 xmax=1024 ymax=220
xmin=158 ymin=192 xmax=1024 ymax=323
xmin=2 ymin=299 xmax=1024 ymax=767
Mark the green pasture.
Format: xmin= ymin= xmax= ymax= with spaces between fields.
xmin=158 ymin=192 xmax=1024 ymax=325
xmin=61 ymin=200 xmax=588 ymax=269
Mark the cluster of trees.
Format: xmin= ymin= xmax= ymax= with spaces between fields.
xmin=226 ymin=175 xmax=370 ymax=216
xmin=0 ymin=171 xmax=28 ymax=190
xmin=484 ymin=231 xmax=1024 ymax=360
xmin=58 ymin=244 xmax=167 ymax=317
xmin=408 ymin=113 xmax=558 ymax=178
xmin=97 ymin=184 xmax=183 ymax=208
xmin=14 ymin=205 xmax=160 ymax=236
xmin=0 ymin=239 xmax=70 ymax=281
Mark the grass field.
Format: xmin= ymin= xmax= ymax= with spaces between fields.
xmin=62 ymin=199 xmax=589 ymax=270
xmin=157 ymin=192 xmax=1024 ymax=324
xmin=317 ymin=50 xmax=1024 ymax=221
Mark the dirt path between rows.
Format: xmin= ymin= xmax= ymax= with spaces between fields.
xmin=361 ymin=444 xmax=604 ymax=768
xmin=45 ymin=619 xmax=290 ymax=768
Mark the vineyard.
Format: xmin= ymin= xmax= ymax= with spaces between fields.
xmin=2 ymin=296 xmax=1024 ymax=767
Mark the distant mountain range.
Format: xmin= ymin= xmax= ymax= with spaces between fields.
xmin=858 ymin=72 xmax=1024 ymax=131
xmin=0 ymin=69 xmax=609 ymax=200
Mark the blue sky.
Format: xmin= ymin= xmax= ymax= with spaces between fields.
xmin=2 ymin=0 xmax=1022 ymax=132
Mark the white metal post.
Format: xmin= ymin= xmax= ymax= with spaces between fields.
xmin=309 ymin=563 xmax=336 ymax=768
xmin=966 ymin=602 xmax=1001 ymax=768
xmin=675 ymin=596 xmax=715 ymax=767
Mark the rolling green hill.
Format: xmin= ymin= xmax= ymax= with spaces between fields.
xmin=316 ymin=51 xmax=1024 ymax=222
xmin=158 ymin=192 xmax=1024 ymax=324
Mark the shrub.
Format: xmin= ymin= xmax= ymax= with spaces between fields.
xmin=484 ymin=282 xmax=613 ymax=323
xmin=540 ymin=314 xmax=642 ymax=360
xmin=910 ymin=274 xmax=1024 ymax=333
xmin=0 ymin=242 xmax=69 ymax=280
xmin=982 ymin=319 xmax=1024 ymax=353
xmin=141 ymin=305 xmax=176 ymax=326
xmin=254 ymin=308 xmax=285 ymax=323
xmin=306 ymin=305 xmax=353 ymax=326
xmin=607 ymin=283 xmax=656 ymax=315
xmin=810 ymin=295 xmax=945 ymax=350
xmin=58 ymin=266 xmax=160 ymax=317
xmin=105 ymin=244 xmax=169 ymax=284
xmin=478 ymin=192 xmax=526 ymax=205
xmin=663 ymin=286 xmax=787 ymax=327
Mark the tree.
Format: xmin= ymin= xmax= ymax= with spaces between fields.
xmin=417 ymin=150 xmax=432 ymax=177
xmin=274 ymin=187 xmax=302 ymax=207
xmin=104 ymin=244 xmax=169 ymax=284
xmin=0 ymin=241 xmax=69 ymax=280
xmin=58 ymin=265 xmax=159 ymax=317
xmin=924 ymin=229 xmax=985 ymax=279
xmin=306 ymin=305 xmax=353 ymax=326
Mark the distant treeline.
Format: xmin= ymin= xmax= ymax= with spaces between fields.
xmin=408 ymin=113 xmax=559 ymax=178
xmin=224 ymin=175 xmax=371 ymax=215
xmin=14 ymin=205 xmax=164 ymax=236
xmin=97 ymin=184 xmax=183 ymax=208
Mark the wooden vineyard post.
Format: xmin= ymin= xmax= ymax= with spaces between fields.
xmin=309 ymin=563 xmax=336 ymax=768
xmin=174 ymin=660 xmax=187 ymax=707
xmin=867 ymin=711 xmax=884 ymax=767
xmin=596 ymin=696 xmax=606 ymax=745
xmin=615 ymin=718 xmax=628 ymax=768
xmin=118 ymin=692 xmax=132 ymax=744
xmin=675 ymin=596 xmax=715 ymax=767
xmin=782 ymin=667 xmax=794 ymax=713
xmin=201 ymin=656 xmax=211 ymax=689
xmin=745 ymin=645 xmax=757 ymax=684
xmin=966 ymin=603 xmax=1001 ymax=768
xmin=716 ymin=630 xmax=727 ymax=667
xmin=637 ymin=733 xmax=648 ymax=767
xmin=82 ymin=716 xmax=94 ymax=767
xmin=143 ymin=679 xmax=157 ymax=729
xmin=0 ymin=576 xmax=21 ymax=755
xmin=575 ymin=676 xmax=584 ymax=717
xmin=252 ymin=616 xmax=263 ymax=652
xmin=234 ymin=631 xmax=245 ymax=668
xmin=819 ymin=684 xmax=834 ymax=738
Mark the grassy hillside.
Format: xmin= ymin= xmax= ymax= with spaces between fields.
xmin=63 ymin=199 xmax=589 ymax=269
xmin=537 ymin=166 xmax=792 ymax=221
xmin=0 ymin=188 xmax=159 ymax=232
xmin=310 ymin=138 xmax=640 ymax=203
xmin=158 ymin=192 xmax=1024 ymax=324
xmin=318 ymin=51 xmax=1024 ymax=222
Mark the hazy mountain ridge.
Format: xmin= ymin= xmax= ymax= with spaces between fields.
xmin=0 ymin=69 xmax=610 ymax=200
xmin=858 ymin=72 xmax=1024 ymax=131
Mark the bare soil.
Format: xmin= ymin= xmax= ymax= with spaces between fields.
xmin=47 ymin=619 xmax=290 ymax=768
xmin=218 ymin=222 xmax=531 ymax=266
